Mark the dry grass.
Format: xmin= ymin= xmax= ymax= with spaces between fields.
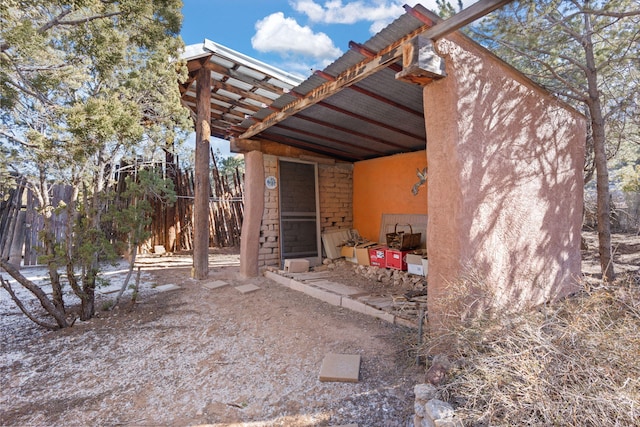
xmin=430 ymin=271 xmax=640 ymax=426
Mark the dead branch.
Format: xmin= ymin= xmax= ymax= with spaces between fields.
xmin=0 ymin=275 xmax=59 ymax=330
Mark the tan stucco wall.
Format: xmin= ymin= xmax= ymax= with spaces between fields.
xmin=353 ymin=151 xmax=428 ymax=242
xmin=424 ymin=34 xmax=585 ymax=329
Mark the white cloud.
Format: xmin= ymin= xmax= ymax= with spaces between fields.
xmin=251 ymin=12 xmax=343 ymax=61
xmin=291 ymin=0 xmax=475 ymax=34
xmin=291 ymin=0 xmax=403 ymax=26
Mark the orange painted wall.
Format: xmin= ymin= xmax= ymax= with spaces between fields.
xmin=353 ymin=150 xmax=428 ymax=242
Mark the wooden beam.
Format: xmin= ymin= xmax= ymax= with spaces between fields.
xmin=204 ymin=60 xmax=291 ymax=99
xmin=192 ymin=65 xmax=211 ymax=280
xmin=294 ymin=112 xmax=412 ymax=150
xmin=349 ymin=41 xmax=402 ymax=73
xmin=187 ymin=55 xmax=212 ymax=73
xmin=407 ymin=0 xmax=515 ymax=40
xmin=230 ymin=137 xmax=261 ymax=153
xmin=274 ymin=123 xmax=387 ymax=156
xmin=213 ymin=80 xmax=274 ymax=106
xmin=239 ymin=23 xmax=432 ymax=139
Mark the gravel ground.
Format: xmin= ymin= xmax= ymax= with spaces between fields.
xmin=0 ymin=253 xmax=422 ymax=426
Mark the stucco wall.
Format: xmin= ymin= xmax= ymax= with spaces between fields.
xmin=424 ymin=34 xmax=585 ymax=329
xmin=353 ymin=151 xmax=428 ymax=242
xmin=257 ymin=155 xmax=354 ymax=267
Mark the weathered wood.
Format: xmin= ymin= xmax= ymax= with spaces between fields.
xmin=165 ymin=149 xmax=178 ymax=252
xmin=406 ymin=0 xmax=515 ymax=41
xmin=192 ymin=65 xmax=211 ymax=279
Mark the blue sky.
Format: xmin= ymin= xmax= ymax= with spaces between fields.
xmin=180 ymin=0 xmax=473 ymax=78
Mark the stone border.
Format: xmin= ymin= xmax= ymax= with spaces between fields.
xmin=264 ymin=270 xmax=417 ymax=328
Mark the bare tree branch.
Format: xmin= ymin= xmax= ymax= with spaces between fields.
xmin=489 ymin=37 xmax=588 ymax=101
xmin=0 ymin=259 xmax=69 ymax=328
xmin=0 ymin=276 xmax=59 ymax=330
xmin=582 ymin=8 xmax=640 ymax=18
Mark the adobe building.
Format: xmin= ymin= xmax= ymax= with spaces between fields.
xmin=180 ymin=4 xmax=585 ymax=331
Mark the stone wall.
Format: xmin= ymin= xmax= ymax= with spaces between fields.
xmin=319 ymin=163 xmax=354 ymax=232
xmin=414 ymin=384 xmax=462 ymax=427
xmin=258 ymin=155 xmax=280 ymax=267
xmin=257 ymin=156 xmax=354 ymax=267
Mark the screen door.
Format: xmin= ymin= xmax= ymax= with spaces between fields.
xmin=278 ymin=160 xmax=321 ymax=266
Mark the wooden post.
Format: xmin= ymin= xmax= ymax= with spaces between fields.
xmin=192 ymin=65 xmax=211 ymax=279
xmin=165 ymin=146 xmax=178 ymax=253
xmin=240 ymin=150 xmax=264 ymax=278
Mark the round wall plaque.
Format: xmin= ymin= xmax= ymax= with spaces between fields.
xmin=265 ymin=175 xmax=277 ymax=189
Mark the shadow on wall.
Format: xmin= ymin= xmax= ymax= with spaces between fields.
xmin=428 ymin=35 xmax=585 ymax=320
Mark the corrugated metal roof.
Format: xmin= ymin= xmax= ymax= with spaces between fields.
xmin=179 ymin=39 xmax=304 ymax=139
xmin=234 ymin=4 xmax=442 ymax=162
xmin=180 ymin=5 xmax=442 ymax=160
xmin=181 ymin=3 xmax=530 ymax=162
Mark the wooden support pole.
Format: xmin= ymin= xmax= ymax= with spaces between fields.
xmin=240 ymin=151 xmax=264 ymax=278
xmin=192 ymin=65 xmax=211 ymax=279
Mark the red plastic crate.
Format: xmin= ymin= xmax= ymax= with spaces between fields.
xmin=385 ymin=249 xmax=410 ymax=270
xmin=368 ymin=246 xmax=388 ymax=267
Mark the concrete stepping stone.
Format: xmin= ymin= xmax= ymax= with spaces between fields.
xmin=319 ymin=353 xmax=360 ymax=383
xmin=312 ymin=280 xmax=366 ymax=297
xmin=292 ymin=272 xmax=331 ymax=281
xmin=203 ymin=280 xmax=229 ymax=290
xmin=358 ymin=295 xmax=394 ymax=309
xmin=155 ymin=284 xmax=181 ymax=292
xmin=234 ymin=284 xmax=260 ymax=294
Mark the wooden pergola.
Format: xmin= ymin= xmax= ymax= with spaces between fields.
xmin=180 ymin=0 xmax=514 ymax=279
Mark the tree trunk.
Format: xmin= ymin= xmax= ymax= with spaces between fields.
xmin=584 ymin=9 xmax=615 ymax=282
xmin=80 ymin=266 xmax=97 ymax=321
xmin=40 ymin=180 xmax=66 ymax=312
xmin=0 ymin=258 xmax=69 ymax=328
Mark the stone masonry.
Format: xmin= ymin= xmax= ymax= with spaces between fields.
xmin=319 ymin=163 xmax=353 ymax=232
xmin=258 ymin=156 xmax=353 ymax=267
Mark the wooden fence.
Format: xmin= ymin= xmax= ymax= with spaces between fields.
xmin=0 ymin=155 xmax=243 ymax=266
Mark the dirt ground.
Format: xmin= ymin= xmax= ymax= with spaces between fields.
xmin=1 ymin=232 xmax=638 ymax=427
xmin=0 ymin=250 xmax=422 ymax=427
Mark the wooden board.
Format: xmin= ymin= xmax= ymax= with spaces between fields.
xmin=321 ymin=229 xmax=352 ymax=259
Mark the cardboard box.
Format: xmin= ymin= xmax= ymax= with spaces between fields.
xmin=342 ymin=242 xmax=377 ymax=265
xmin=407 ymin=262 xmax=423 ymax=276
xmin=340 ymin=245 xmax=357 ymax=264
xmin=421 ymin=258 xmax=429 ymax=276
xmin=340 ymin=245 xmax=354 ymax=258
xmin=385 ymin=249 xmax=411 ymax=270
xmin=406 ymin=250 xmax=427 ymax=276
xmin=356 ymin=242 xmax=377 ymax=265
xmin=368 ymin=245 xmax=388 ymax=267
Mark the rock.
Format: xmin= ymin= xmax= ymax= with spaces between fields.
xmin=434 ymin=417 xmax=463 ymax=427
xmin=426 ymin=354 xmax=450 ymax=386
xmin=425 ymin=399 xmax=455 ymax=421
xmin=414 ymin=401 xmax=426 ymax=418
xmin=414 ymin=383 xmax=437 ymax=402
xmin=421 ymin=417 xmax=436 ymax=427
